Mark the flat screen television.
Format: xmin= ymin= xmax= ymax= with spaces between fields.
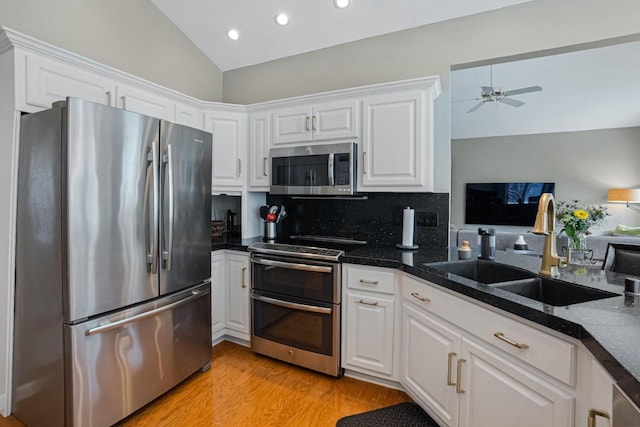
xmin=465 ymin=182 xmax=556 ymax=226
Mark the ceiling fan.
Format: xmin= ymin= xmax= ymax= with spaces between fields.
xmin=465 ymin=66 xmax=542 ymax=113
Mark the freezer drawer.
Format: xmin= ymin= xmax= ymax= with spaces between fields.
xmin=65 ymin=283 xmax=211 ymax=427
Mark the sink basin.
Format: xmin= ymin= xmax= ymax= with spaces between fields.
xmin=427 ymin=259 xmax=619 ymax=306
xmin=494 ymin=277 xmax=619 ymax=306
xmin=426 ymin=259 xmax=537 ymax=284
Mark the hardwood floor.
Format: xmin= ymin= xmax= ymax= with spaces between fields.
xmin=2 ymin=341 xmax=411 ymax=427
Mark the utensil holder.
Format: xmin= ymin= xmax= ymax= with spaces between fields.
xmin=264 ymin=222 xmax=277 ymax=240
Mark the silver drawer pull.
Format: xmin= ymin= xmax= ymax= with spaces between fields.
xmin=358 ymin=299 xmax=379 ymax=306
xmin=359 ymin=279 xmax=379 ymax=285
xmin=494 ymin=332 xmax=530 ymax=350
xmin=411 ymin=292 xmax=431 ymax=303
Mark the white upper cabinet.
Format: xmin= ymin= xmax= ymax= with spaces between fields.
xmin=248 ymin=112 xmax=271 ymax=191
xmin=204 ymin=109 xmax=247 ymax=191
xmin=115 ymin=83 xmax=174 ymax=121
xmin=360 ymin=89 xmax=433 ymax=191
xmin=17 ymin=51 xmax=114 ymax=112
xmin=174 ymin=102 xmax=204 ymax=130
xmin=271 ymin=99 xmax=358 ymax=145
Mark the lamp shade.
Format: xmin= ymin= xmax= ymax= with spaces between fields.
xmin=608 ymin=188 xmax=640 ymax=203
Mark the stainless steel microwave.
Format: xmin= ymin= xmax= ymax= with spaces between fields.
xmin=270 ymin=142 xmax=357 ymax=195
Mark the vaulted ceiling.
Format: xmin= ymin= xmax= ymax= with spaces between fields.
xmin=151 ymin=0 xmax=532 ymax=71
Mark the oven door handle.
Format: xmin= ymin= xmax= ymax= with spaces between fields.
xmin=252 ymin=257 xmax=333 ymax=273
xmin=251 ymin=293 xmax=333 ymax=315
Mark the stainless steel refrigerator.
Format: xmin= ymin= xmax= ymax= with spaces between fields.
xmin=13 ymin=98 xmax=213 ymax=427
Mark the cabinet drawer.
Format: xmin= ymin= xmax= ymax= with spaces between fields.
xmin=345 ymin=264 xmax=396 ymax=294
xmin=402 ymin=274 xmax=577 ymax=386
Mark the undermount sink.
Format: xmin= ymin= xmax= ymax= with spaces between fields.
xmin=426 ymin=259 xmax=536 ymax=284
xmin=427 ymin=259 xmax=619 ymax=306
xmin=494 ymin=277 xmax=619 ymax=306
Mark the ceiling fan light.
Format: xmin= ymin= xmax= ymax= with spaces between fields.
xmin=334 ymin=0 xmax=350 ymax=9
xmin=227 ymin=29 xmax=239 ymax=40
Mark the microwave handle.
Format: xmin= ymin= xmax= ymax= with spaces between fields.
xmin=328 ymin=153 xmax=335 ymax=186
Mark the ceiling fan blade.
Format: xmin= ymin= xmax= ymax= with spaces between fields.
xmin=504 ymin=85 xmax=542 ymax=96
xmin=480 ymin=86 xmax=494 ymax=93
xmin=498 ymin=97 xmax=525 ymax=108
xmin=467 ymin=102 xmax=485 ymax=113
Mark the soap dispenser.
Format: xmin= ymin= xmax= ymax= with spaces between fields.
xmin=477 ymin=227 xmax=496 ymax=260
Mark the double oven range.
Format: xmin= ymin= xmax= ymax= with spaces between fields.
xmin=248 ymin=242 xmax=344 ymax=377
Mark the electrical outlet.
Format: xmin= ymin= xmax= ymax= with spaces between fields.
xmin=416 ymin=211 xmax=438 ymax=227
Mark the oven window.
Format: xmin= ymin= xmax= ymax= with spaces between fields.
xmin=253 ymin=293 xmax=336 ymax=356
xmin=252 ymin=260 xmax=335 ymax=303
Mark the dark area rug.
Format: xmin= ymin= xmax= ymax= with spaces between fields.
xmin=336 ymin=402 xmax=440 ymax=427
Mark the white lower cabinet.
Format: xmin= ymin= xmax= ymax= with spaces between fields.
xmin=342 ymin=264 xmax=399 ymax=380
xmin=587 ymin=360 xmax=613 ymax=427
xmin=402 ymin=302 xmax=461 ymax=426
xmin=224 ymin=252 xmax=250 ymax=339
xmin=210 ymin=251 xmax=250 ymax=343
xmin=344 ymin=292 xmax=395 ymax=377
xmin=457 ymin=337 xmax=573 ymax=427
xmin=400 ymin=274 xmax=575 ymax=427
xmin=211 ymin=252 xmax=226 ymax=341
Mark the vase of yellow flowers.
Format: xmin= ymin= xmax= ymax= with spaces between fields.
xmin=555 ymin=201 xmax=608 ymax=251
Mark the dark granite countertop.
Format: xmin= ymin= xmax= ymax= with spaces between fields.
xmin=212 ymin=238 xmax=640 ymax=405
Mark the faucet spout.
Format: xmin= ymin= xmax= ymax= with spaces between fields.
xmin=532 ymin=193 xmax=567 ymax=277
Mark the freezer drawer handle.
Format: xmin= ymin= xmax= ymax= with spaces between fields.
xmin=251 ymin=293 xmax=332 ymax=315
xmin=252 ymin=257 xmax=332 ymax=273
xmin=85 ymin=289 xmax=208 ymax=336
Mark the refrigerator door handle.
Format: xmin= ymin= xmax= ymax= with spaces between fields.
xmin=85 ymin=289 xmax=207 ymax=336
xmin=148 ymin=141 xmax=160 ymax=274
xmin=162 ymin=143 xmax=175 ymax=271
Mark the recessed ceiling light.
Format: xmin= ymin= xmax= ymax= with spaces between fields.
xmin=227 ymin=29 xmax=239 ymax=40
xmin=334 ymin=0 xmax=350 ymax=9
xmin=275 ymin=13 xmax=289 ymax=26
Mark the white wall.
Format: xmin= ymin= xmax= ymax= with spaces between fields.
xmin=451 ymin=127 xmax=640 ymax=230
xmin=0 ymin=0 xmax=223 ymax=101
xmin=222 ymin=0 xmax=640 ymax=194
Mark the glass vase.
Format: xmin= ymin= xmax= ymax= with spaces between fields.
xmin=567 ymin=232 xmax=587 ymax=251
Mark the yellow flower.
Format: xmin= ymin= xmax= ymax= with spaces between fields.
xmin=573 ymin=209 xmax=589 ymax=220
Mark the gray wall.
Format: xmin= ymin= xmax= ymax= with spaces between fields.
xmin=451 ymin=127 xmax=640 ymax=231
xmin=222 ymin=0 xmax=640 ymax=194
xmin=0 ymin=0 xmax=223 ymax=101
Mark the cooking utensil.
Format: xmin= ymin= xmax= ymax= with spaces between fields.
xmin=259 ymin=205 xmax=269 ymax=220
xmin=277 ymin=205 xmax=286 ymax=222
xmin=269 ymin=205 xmax=278 ymax=214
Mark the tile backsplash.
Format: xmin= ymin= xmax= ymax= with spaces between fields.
xmin=267 ymin=192 xmax=449 ymax=247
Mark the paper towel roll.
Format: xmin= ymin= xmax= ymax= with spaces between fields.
xmin=402 ymin=207 xmax=414 ymax=247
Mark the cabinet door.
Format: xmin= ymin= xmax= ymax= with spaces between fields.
xmin=22 ymin=54 xmax=113 ymax=111
xmin=343 ymin=292 xmax=395 ymax=377
xmin=211 ymin=253 xmax=226 ymax=339
xmin=360 ymin=91 xmax=432 ymax=191
xmin=458 ymin=337 xmax=574 ymax=427
xmin=312 ymin=99 xmax=359 ymax=141
xmin=271 ymin=105 xmax=312 ymax=144
xmin=589 ymin=360 xmax=613 ymax=427
xmin=205 ymin=111 xmax=247 ymax=190
xmin=225 ymin=253 xmax=250 ymax=336
xmin=116 ymin=83 xmax=173 ymax=120
xmin=402 ymin=303 xmax=461 ymax=427
xmin=248 ymin=112 xmax=271 ymax=190
xmin=175 ymin=102 xmax=204 ymax=130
